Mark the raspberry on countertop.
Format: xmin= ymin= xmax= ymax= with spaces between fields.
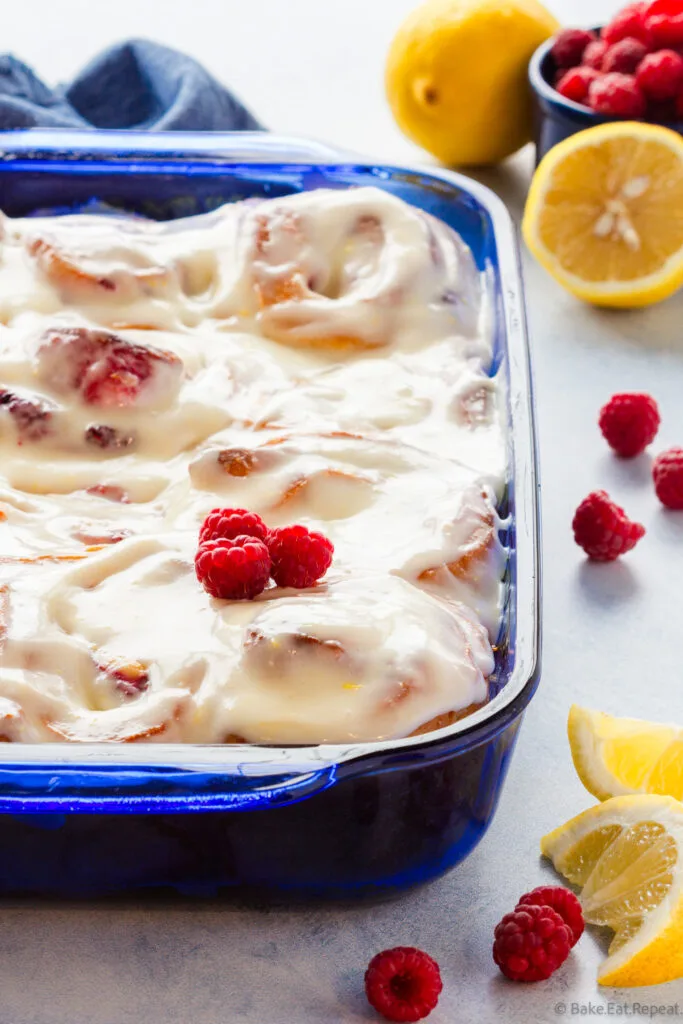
xmin=493 ymin=903 xmax=573 ymax=983
xmin=364 ymin=947 xmax=443 ymax=1023
xmin=653 ymin=448 xmax=683 ymax=509
xmin=572 ymin=490 xmax=645 ymax=561
xmin=599 ymin=392 xmax=660 ymax=457
xmin=517 ymin=886 xmax=585 ymax=947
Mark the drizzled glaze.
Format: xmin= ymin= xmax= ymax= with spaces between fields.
xmin=0 ymin=186 xmax=507 ymax=744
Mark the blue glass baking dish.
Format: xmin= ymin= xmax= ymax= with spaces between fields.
xmin=0 ymin=130 xmax=540 ymax=899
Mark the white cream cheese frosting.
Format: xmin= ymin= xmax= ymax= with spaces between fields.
xmin=0 ymin=186 xmax=507 ymax=744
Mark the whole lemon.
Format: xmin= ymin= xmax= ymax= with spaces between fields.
xmin=386 ymin=0 xmax=559 ymax=166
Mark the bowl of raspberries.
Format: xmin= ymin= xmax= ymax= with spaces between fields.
xmin=529 ymin=1 xmax=683 ymax=160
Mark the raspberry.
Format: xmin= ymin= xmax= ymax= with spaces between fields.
xmin=556 ymin=66 xmax=600 ymax=103
xmin=636 ymin=49 xmax=683 ymax=100
xmin=364 ymin=947 xmax=442 ymax=1023
xmin=588 ymin=73 xmax=646 ymax=116
xmin=653 ymin=448 xmax=683 ymax=509
xmin=0 ymin=387 xmax=53 ymax=442
xmin=572 ymin=490 xmax=645 ymax=561
xmin=602 ymin=37 xmax=648 ymax=73
xmin=37 ymin=326 xmax=182 ymax=409
xmin=599 ymin=392 xmax=660 ymax=457
xmin=646 ymin=0 xmax=683 ymax=48
xmin=100 ymin=661 xmax=150 ymax=699
xmin=268 ymin=524 xmax=334 ymax=588
xmin=493 ymin=904 xmax=572 ymax=982
xmin=582 ymin=39 xmax=609 ymax=70
xmin=84 ymin=424 xmax=135 ymax=451
xmin=195 ymin=535 xmax=271 ymax=600
xmin=199 ymin=507 xmax=269 ymax=546
xmin=551 ymin=28 xmax=597 ymax=69
xmin=602 ymin=3 xmax=652 ymax=46
xmin=517 ymin=887 xmax=585 ymax=947
xmin=86 ymin=484 xmax=129 ymax=503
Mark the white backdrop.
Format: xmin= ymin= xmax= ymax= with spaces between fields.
xmin=8 ymin=0 xmax=608 ymax=160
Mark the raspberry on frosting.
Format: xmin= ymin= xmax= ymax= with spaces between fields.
xmin=364 ymin=947 xmax=442 ymax=1023
xmin=572 ymin=490 xmax=645 ymax=561
xmin=195 ymin=511 xmax=334 ymax=597
xmin=195 ymin=535 xmax=271 ymax=600
xmin=493 ymin=904 xmax=573 ymax=983
xmin=199 ymin=507 xmax=269 ymax=546
xmin=268 ymin=524 xmax=334 ymax=589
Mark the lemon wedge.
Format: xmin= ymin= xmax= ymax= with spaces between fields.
xmin=522 ymin=121 xmax=683 ymax=307
xmin=569 ymin=705 xmax=683 ymax=802
xmin=542 ymin=795 xmax=683 ymax=986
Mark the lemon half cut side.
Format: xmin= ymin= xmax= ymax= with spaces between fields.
xmin=523 ymin=121 xmax=683 ymax=308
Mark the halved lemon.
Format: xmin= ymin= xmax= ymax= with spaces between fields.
xmin=522 ymin=122 xmax=683 ymax=308
xmin=569 ymin=705 xmax=683 ymax=802
xmin=542 ymin=795 xmax=683 ymax=987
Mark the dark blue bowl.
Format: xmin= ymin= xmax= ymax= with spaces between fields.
xmin=0 ymin=130 xmax=541 ymax=899
xmin=529 ymin=33 xmax=683 ymax=162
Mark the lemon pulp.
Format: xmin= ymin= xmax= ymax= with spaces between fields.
xmin=569 ymin=704 xmax=683 ymax=801
xmin=542 ymin=796 xmax=683 ymax=986
xmin=523 ymin=122 xmax=683 ymax=307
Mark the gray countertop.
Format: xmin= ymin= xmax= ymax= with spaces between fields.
xmin=3 ymin=0 xmax=683 ymax=1020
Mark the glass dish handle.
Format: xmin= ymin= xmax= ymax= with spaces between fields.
xmin=0 ymin=760 xmax=338 ymax=814
xmin=0 ymin=129 xmax=355 ymax=164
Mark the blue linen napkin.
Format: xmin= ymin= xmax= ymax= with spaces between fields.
xmin=0 ymin=38 xmax=262 ymax=131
